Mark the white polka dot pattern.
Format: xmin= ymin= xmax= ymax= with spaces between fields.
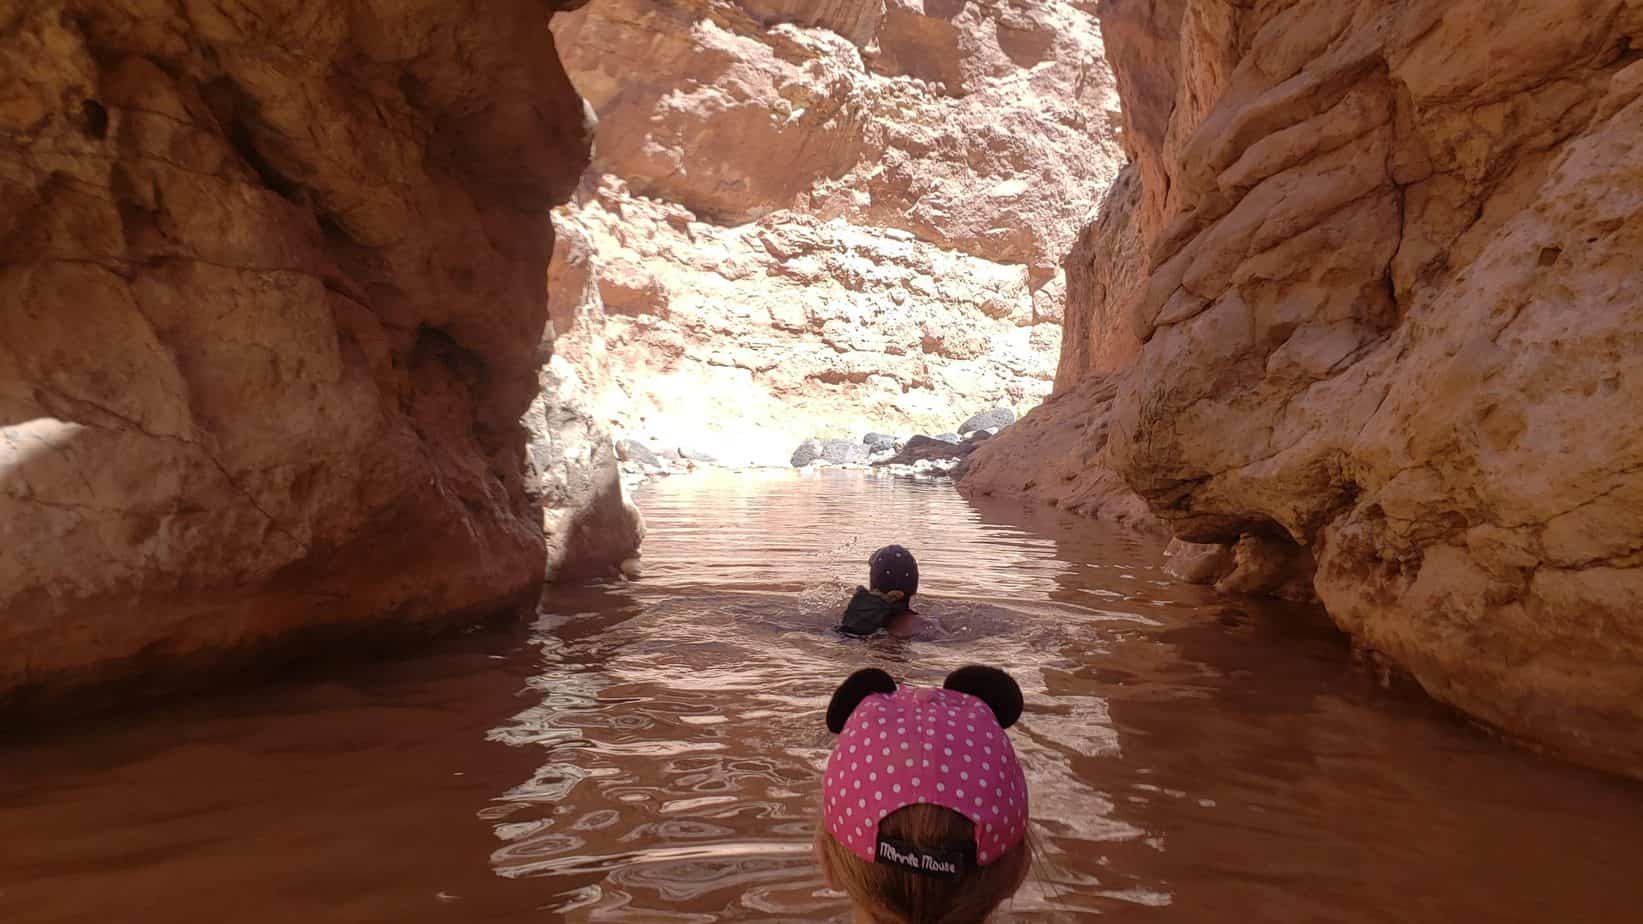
xmin=822 ymin=687 xmax=1029 ymax=866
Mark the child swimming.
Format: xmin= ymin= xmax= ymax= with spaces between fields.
xmin=816 ymin=665 xmax=1032 ymax=923
xmin=838 ymin=545 xmax=928 ymax=638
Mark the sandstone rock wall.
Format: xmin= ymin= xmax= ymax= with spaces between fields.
xmin=957 ymin=373 xmax=1160 ymax=530
xmin=528 ymin=224 xmax=645 ymax=579
xmin=547 ymin=0 xmax=1126 ymax=463
xmin=0 ymin=1 xmax=592 ymax=703
xmin=978 ymin=0 xmax=1643 ymax=776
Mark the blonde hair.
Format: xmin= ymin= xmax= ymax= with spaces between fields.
xmin=817 ymin=804 xmax=1032 ymax=924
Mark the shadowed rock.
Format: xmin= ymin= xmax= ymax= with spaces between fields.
xmin=0 ymin=0 xmax=594 ymax=705
xmin=876 ymin=435 xmax=978 ymax=468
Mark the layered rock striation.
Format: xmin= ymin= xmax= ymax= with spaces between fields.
xmin=547 ymin=0 xmax=1126 ymax=464
xmin=972 ymin=0 xmax=1643 ymax=776
xmin=0 ymin=1 xmax=592 ymax=703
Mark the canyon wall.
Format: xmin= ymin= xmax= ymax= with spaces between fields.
xmin=547 ymin=0 xmax=1126 ymax=463
xmin=971 ymin=0 xmax=1643 ymax=776
xmin=0 ymin=1 xmax=593 ymax=703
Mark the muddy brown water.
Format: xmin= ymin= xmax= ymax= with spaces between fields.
xmin=3 ymin=470 xmax=1641 ymax=922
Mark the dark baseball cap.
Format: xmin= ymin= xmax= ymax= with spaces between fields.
xmin=869 ymin=545 xmax=919 ymax=597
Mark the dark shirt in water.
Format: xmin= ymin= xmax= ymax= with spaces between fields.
xmin=837 ymin=586 xmax=914 ymax=637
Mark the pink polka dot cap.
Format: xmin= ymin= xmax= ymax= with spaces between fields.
xmin=822 ymin=666 xmax=1029 ymax=868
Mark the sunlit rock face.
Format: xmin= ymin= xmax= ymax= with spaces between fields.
xmin=546 ymin=0 xmax=1126 ymax=463
xmin=0 ymin=1 xmax=591 ymax=702
xmin=977 ymin=0 xmax=1643 ymax=777
xmin=958 ymin=373 xmax=1160 ymax=532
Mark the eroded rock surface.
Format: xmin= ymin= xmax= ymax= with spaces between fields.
xmin=960 ymin=375 xmax=1159 ymax=531
xmin=525 ymin=356 xmax=645 ymax=581
xmin=0 ymin=2 xmax=591 ymax=702
xmin=547 ymin=0 xmax=1125 ymax=464
xmin=982 ymin=0 xmax=1643 ymax=775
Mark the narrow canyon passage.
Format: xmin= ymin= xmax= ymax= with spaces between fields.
xmin=4 ymin=473 xmax=1641 ymax=922
xmin=535 ymin=0 xmax=1120 ymax=469
xmin=3 ymin=0 xmax=1642 ymax=920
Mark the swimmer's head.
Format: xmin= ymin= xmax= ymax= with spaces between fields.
xmin=817 ymin=666 xmax=1031 ymax=923
xmin=869 ymin=545 xmax=919 ymax=600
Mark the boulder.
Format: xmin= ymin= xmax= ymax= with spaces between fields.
xmin=525 ymin=357 xmax=646 ymax=582
xmin=959 ymin=407 xmax=1016 ymax=433
xmin=615 ymin=439 xmax=662 ymax=468
xmin=1214 ymin=536 xmax=1318 ymax=604
xmin=876 ymin=435 xmax=976 ymax=468
xmin=822 ymin=438 xmax=871 ymax=465
xmin=1161 ymin=539 xmax=1236 ymax=585
xmin=790 ymin=439 xmax=823 ymax=468
xmin=863 ymin=432 xmax=898 ymax=450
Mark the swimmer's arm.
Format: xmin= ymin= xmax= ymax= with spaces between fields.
xmin=886 ymin=612 xmax=930 ymax=639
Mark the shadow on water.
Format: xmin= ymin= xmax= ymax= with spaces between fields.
xmin=964 ymin=492 xmax=1643 ymax=922
xmin=1 ymin=470 xmax=1640 ymax=922
xmin=0 ymin=626 xmax=553 ymax=923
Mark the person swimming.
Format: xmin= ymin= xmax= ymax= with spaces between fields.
xmin=816 ymin=665 xmax=1033 ymax=923
xmin=838 ymin=545 xmax=925 ymax=638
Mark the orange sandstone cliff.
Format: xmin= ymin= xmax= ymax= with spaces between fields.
xmin=545 ymin=0 xmax=1126 ymax=461
xmin=0 ymin=1 xmax=593 ymax=702
xmin=968 ymin=0 xmax=1643 ymax=777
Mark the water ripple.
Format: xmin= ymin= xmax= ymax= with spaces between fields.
xmin=5 ymin=471 xmax=1643 ymax=923
xmin=478 ymin=471 xmax=1643 ymax=923
xmin=485 ymin=471 xmax=1168 ymax=920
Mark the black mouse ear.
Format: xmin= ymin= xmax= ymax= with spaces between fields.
xmin=943 ymin=665 xmax=1023 ymax=729
xmin=827 ymin=668 xmax=897 ymax=733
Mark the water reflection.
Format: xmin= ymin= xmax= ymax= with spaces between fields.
xmin=1 ymin=470 xmax=1640 ymax=923
xmin=486 ymin=470 xmax=1643 ymax=922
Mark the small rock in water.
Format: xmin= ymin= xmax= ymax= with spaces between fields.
xmin=959 ymin=407 xmax=1015 ymax=433
xmin=822 ymin=438 xmax=871 ymax=464
xmin=880 ymin=457 xmax=961 ymax=477
xmin=875 ymin=434 xmax=970 ymax=467
xmin=790 ymin=438 xmax=823 ymax=467
xmin=1162 ymin=538 xmax=1234 ymax=585
xmin=615 ymin=439 xmax=661 ymax=468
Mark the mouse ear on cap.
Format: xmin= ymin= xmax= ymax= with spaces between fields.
xmin=943 ymin=665 xmax=1024 ymax=729
xmin=827 ymin=668 xmax=897 ymax=733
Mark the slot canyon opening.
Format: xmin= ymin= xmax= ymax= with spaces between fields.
xmin=531 ymin=0 xmax=1125 ymax=504
xmin=3 ymin=2 xmax=1643 ymax=923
